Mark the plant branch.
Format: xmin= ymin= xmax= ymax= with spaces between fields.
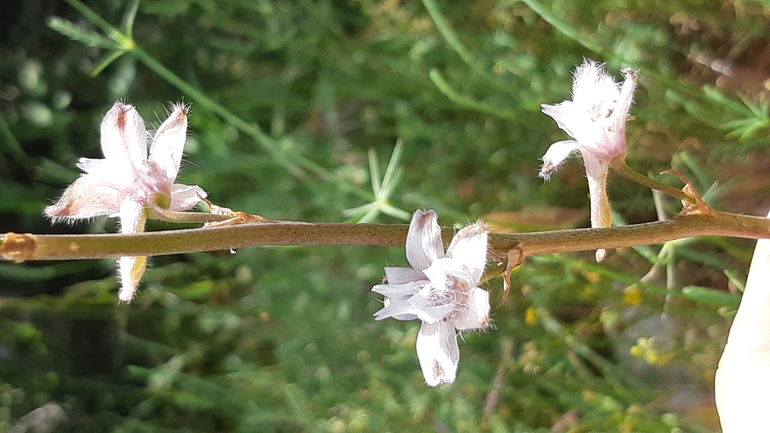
xmin=2 ymin=210 xmax=768 ymax=263
xmin=613 ymin=160 xmax=696 ymax=204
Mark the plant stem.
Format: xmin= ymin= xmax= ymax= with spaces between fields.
xmin=613 ymin=160 xmax=696 ymax=204
xmin=2 ymin=210 xmax=768 ymax=262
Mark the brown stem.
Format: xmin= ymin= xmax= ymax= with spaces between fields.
xmin=2 ymin=210 xmax=769 ymax=262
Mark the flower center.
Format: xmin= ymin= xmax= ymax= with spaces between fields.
xmin=154 ymin=192 xmax=172 ymax=209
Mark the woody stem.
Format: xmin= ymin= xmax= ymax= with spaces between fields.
xmin=2 ymin=210 xmax=768 ymax=262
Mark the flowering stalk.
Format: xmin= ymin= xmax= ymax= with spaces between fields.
xmin=44 ymin=101 xmax=205 ymax=302
xmin=540 ymin=60 xmax=638 ymax=262
xmin=3 ymin=210 xmax=770 ymax=263
xmin=612 ymin=160 xmax=697 ymax=205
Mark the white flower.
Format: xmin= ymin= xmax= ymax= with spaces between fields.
xmin=45 ymin=101 xmax=206 ymax=302
xmin=539 ymin=60 xmax=637 ymax=261
xmin=372 ymin=209 xmax=490 ymax=386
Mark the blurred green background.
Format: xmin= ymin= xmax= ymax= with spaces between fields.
xmin=2 ymin=0 xmax=770 ymax=431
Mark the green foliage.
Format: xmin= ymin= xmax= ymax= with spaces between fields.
xmin=0 ymin=0 xmax=765 ymax=431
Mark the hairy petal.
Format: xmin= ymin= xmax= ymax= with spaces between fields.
xmin=149 ymin=104 xmax=189 ymax=189
xmin=416 ymin=321 xmax=459 ymax=386
xmin=446 ymin=221 xmax=488 ymax=282
xmin=116 ymin=198 xmax=148 ymax=303
xmin=44 ymin=175 xmax=122 ymax=220
xmin=406 ymin=209 xmax=444 ymax=271
xmin=119 ymin=198 xmax=147 ymax=234
xmin=118 ymin=256 xmax=147 ymax=303
xmin=540 ymin=140 xmax=580 ymax=180
xmin=100 ymin=102 xmax=148 ymax=174
xmin=572 ymin=60 xmax=620 ymax=108
xmin=614 ymin=68 xmax=638 ymax=134
xmin=453 ymin=288 xmax=490 ymax=330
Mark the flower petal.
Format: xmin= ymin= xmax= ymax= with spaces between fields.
xmin=76 ymin=157 xmax=106 ymax=174
xmin=119 ymin=198 xmax=147 ymax=234
xmin=372 ymin=281 xmax=418 ymax=299
xmin=44 ymin=174 xmax=122 ymax=220
xmin=541 ymin=100 xmax=580 ymax=138
xmin=616 ymin=68 xmax=638 ymax=126
xmin=421 ymin=259 xmax=449 ymax=296
xmin=100 ymin=102 xmax=148 ymax=174
xmin=406 ymin=209 xmax=444 ymax=271
xmin=149 ymin=103 xmax=189 ymax=189
xmin=416 ymin=321 xmax=459 ymax=386
xmin=118 ymin=256 xmax=147 ymax=303
xmin=374 ymin=307 xmax=418 ymax=321
xmin=117 ymin=199 xmax=148 ymax=303
xmin=384 ymin=267 xmax=427 ymax=285
xmin=572 ymin=60 xmax=619 ymax=109
xmin=446 ymin=221 xmax=488 ymax=282
xmin=540 ymin=140 xmax=580 ymax=180
xmin=373 ymin=295 xmax=419 ymax=321
xmin=453 ymin=288 xmax=490 ymax=330
xmin=169 ymin=183 xmax=206 ymax=211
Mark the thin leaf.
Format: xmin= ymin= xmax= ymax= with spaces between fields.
xmin=47 ymin=17 xmax=119 ymax=49
xmin=681 ymin=286 xmax=740 ymax=308
xmin=428 ymin=69 xmax=521 ymax=121
xmin=368 ymin=148 xmax=381 ymax=197
xmin=122 ymin=0 xmax=141 ymax=38
xmin=91 ymin=49 xmax=127 ymax=77
xmin=380 ymin=139 xmax=404 ymax=197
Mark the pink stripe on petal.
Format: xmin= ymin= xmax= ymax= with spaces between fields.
xmin=44 ymin=175 xmax=122 ymax=220
xmin=149 ymin=104 xmax=189 ymax=189
xmin=100 ymin=102 xmax=148 ymax=174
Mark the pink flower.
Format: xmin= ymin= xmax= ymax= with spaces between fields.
xmin=540 ymin=60 xmax=637 ymax=260
xmin=45 ymin=101 xmax=206 ymax=302
xmin=373 ymin=210 xmax=490 ymax=386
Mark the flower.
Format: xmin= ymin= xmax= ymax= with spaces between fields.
xmin=45 ymin=101 xmax=206 ymax=302
xmin=372 ymin=209 xmax=490 ymax=386
xmin=540 ymin=60 xmax=637 ymax=261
